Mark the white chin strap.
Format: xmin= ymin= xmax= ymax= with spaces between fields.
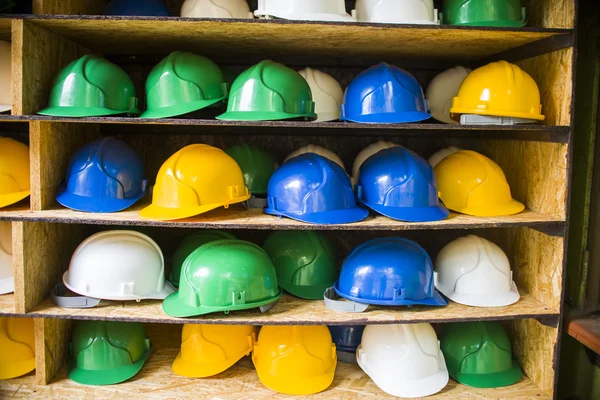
xmin=460 ymin=114 xmax=538 ymax=125
xmin=52 ymin=283 xmax=101 ymax=308
xmin=323 ymin=287 xmax=369 ymax=312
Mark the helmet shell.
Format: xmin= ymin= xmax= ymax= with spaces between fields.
xmin=0 ymin=317 xmax=35 ymax=380
xmin=442 ymin=0 xmax=526 ymax=27
xmin=426 ymin=66 xmax=471 ymax=124
xmin=328 ymin=325 xmax=365 ymax=353
xmin=0 ymin=138 xmax=30 ymax=209
xmin=284 ymin=144 xmax=345 ymax=171
xmin=255 ymin=0 xmax=355 ymax=22
xmin=298 ymin=68 xmax=344 ymax=122
xmin=181 ymin=0 xmax=253 ymax=18
xmin=225 ymin=144 xmax=279 ymax=195
xmin=354 ymin=0 xmax=439 ymax=25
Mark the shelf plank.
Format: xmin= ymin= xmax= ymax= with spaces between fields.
xmin=0 ymin=294 xmax=16 ymax=315
xmin=567 ymin=313 xmax=600 ymax=354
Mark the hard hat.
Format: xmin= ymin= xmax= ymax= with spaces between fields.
xmin=442 ymin=0 xmax=526 ymax=27
xmin=427 ymin=146 xmax=461 ymax=168
xmin=0 ymin=222 xmax=13 ymax=295
xmin=441 ymin=321 xmax=523 ymax=388
xmin=173 ymin=324 xmax=257 ymax=377
xmin=0 ymin=137 xmax=30 ymax=209
xmin=328 ymin=325 xmax=365 ymax=353
xmin=255 ymin=0 xmax=355 ymax=22
xmin=217 ymin=60 xmax=316 ymax=121
xmin=354 ymin=0 xmax=439 ymax=24
xmin=351 ymin=140 xmax=397 ymax=184
xmin=426 ymin=66 xmax=471 ymax=124
xmin=141 ymin=51 xmax=228 ymax=119
xmin=68 ymin=320 xmax=151 ymax=385
xmin=181 ymin=0 xmax=253 ymax=18
xmin=105 ymin=0 xmax=170 ymax=16
xmin=0 ymin=317 xmax=35 ymax=380
xmin=450 ymin=61 xmax=544 ymax=124
xmin=56 ymin=137 xmax=147 ymax=213
xmin=434 ymin=150 xmax=525 ymax=216
xmin=0 ymin=41 xmax=11 ymax=112
xmin=284 ymin=144 xmax=345 ymax=171
xmin=435 ymin=235 xmax=520 ymax=307
xmin=253 ymin=325 xmax=336 ymax=395
xmin=38 ymin=55 xmax=139 ymax=117
xmin=341 ymin=63 xmax=430 ymax=124
xmin=162 ymin=239 xmax=282 ymax=317
xmin=298 ymin=68 xmax=344 ymax=122
xmin=357 ymin=324 xmax=448 ymax=398
xmin=264 ymin=153 xmax=369 ymax=224
xmin=262 ymin=231 xmax=338 ymax=300
xmin=356 ymin=147 xmax=449 ymax=222
xmin=225 ymin=144 xmax=278 ymax=195
xmin=140 ymin=144 xmax=250 ymax=221
xmin=324 ymin=238 xmax=447 ymax=312
xmin=169 ymin=230 xmax=236 ymax=287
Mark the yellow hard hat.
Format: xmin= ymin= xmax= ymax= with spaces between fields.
xmin=450 ymin=61 xmax=544 ymax=121
xmin=434 ymin=150 xmax=524 ymax=216
xmin=172 ymin=324 xmax=257 ymax=378
xmin=252 ymin=325 xmax=336 ymax=395
xmin=0 ymin=317 xmax=35 ymax=380
xmin=0 ymin=138 xmax=30 ymax=209
xmin=140 ymin=144 xmax=250 ymax=220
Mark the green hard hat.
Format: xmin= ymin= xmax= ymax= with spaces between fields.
xmin=217 ymin=60 xmax=316 ymax=122
xmin=38 ymin=55 xmax=139 ymax=117
xmin=169 ymin=230 xmax=237 ymax=287
xmin=442 ymin=0 xmax=526 ymax=27
xmin=441 ymin=321 xmax=523 ymax=388
xmin=162 ymin=239 xmax=282 ymax=317
xmin=263 ymin=231 xmax=338 ymax=300
xmin=140 ymin=51 xmax=227 ymax=119
xmin=225 ymin=144 xmax=278 ymax=195
xmin=67 ymin=320 xmax=151 ymax=386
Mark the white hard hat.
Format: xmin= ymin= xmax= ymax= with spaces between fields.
xmin=298 ymin=68 xmax=343 ymax=122
xmin=354 ymin=0 xmax=439 ymax=25
xmin=181 ymin=0 xmax=253 ymax=19
xmin=434 ymin=235 xmax=520 ymax=307
xmin=357 ymin=324 xmax=449 ymax=398
xmin=352 ymin=141 xmax=397 ymax=184
xmin=0 ymin=222 xmax=13 ymax=295
xmin=255 ymin=0 xmax=355 ymax=22
xmin=285 ymin=145 xmax=345 ymax=171
xmin=0 ymin=41 xmax=11 ymax=113
xmin=426 ymin=66 xmax=472 ymax=124
xmin=428 ymin=146 xmax=461 ymax=168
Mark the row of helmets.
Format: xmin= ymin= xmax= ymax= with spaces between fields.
xmin=106 ymin=0 xmax=528 ymax=27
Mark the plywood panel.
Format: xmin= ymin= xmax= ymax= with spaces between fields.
xmin=523 ymin=0 xmax=576 ymax=29
xmin=34 ymin=317 xmax=70 ymax=385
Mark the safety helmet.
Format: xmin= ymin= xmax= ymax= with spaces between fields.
xmin=68 ymin=320 xmax=151 ymax=385
xmin=140 ymin=144 xmax=250 ymax=221
xmin=225 ymin=144 xmax=278 ymax=195
xmin=325 ymin=238 xmax=447 ymax=312
xmin=265 ymin=154 xmax=368 ymax=224
xmin=173 ymin=324 xmax=257 ymax=377
xmin=435 ymin=235 xmax=520 ymax=307
xmin=356 ymin=147 xmax=449 ymax=222
xmin=141 ymin=51 xmax=227 ymax=119
xmin=341 ymin=63 xmax=430 ymax=124
xmin=0 ymin=41 xmax=11 ymax=112
xmin=217 ymin=60 xmax=316 ymax=121
xmin=357 ymin=324 xmax=448 ymax=398
xmin=181 ymin=0 xmax=253 ymax=18
xmin=0 ymin=137 xmax=30 ymax=209
xmin=0 ymin=317 xmax=35 ymax=380
xmin=298 ymin=68 xmax=343 ymax=122
xmin=441 ymin=321 xmax=523 ymax=388
xmin=253 ymin=325 xmax=337 ymax=395
xmin=434 ymin=150 xmax=524 ymax=216
xmin=0 ymin=222 xmax=13 ymax=295
xmin=263 ymin=231 xmax=337 ymax=300
xmin=426 ymin=66 xmax=471 ymax=124
xmin=38 ymin=55 xmax=139 ymax=117
xmin=428 ymin=146 xmax=461 ymax=168
xmin=442 ymin=0 xmax=526 ymax=27
xmin=450 ymin=61 xmax=544 ymax=124
xmin=353 ymin=0 xmax=439 ymax=24
xmin=255 ymin=0 xmax=355 ymax=22
xmin=56 ymin=137 xmax=147 ymax=213
xmin=163 ymin=239 xmax=282 ymax=317
xmin=328 ymin=325 xmax=365 ymax=353
xmin=284 ymin=144 xmax=345 ymax=171
xmin=351 ymin=141 xmax=397 ymax=184
xmin=169 ymin=230 xmax=236 ymax=287
xmin=105 ymin=0 xmax=170 ymax=16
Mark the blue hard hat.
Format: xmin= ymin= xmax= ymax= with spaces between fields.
xmin=356 ymin=146 xmax=449 ymax=222
xmin=264 ymin=153 xmax=369 ymax=225
xmin=105 ymin=0 xmax=170 ymax=16
xmin=56 ymin=137 xmax=148 ymax=213
xmin=340 ymin=63 xmax=431 ymax=124
xmin=328 ymin=325 xmax=365 ymax=353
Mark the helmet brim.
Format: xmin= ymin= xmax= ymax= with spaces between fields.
xmin=341 ymin=111 xmax=431 ymax=124
xmin=449 ymin=108 xmax=545 ymax=121
xmin=255 ymin=11 xmax=356 ymax=22
xmin=140 ymin=194 xmax=250 ymax=221
xmin=0 ymin=104 xmax=11 ymax=112
xmin=56 ymin=187 xmax=146 ymax=213
xmin=172 ymin=352 xmax=249 ymax=378
xmin=448 ymin=199 xmax=525 ymax=217
xmin=452 ymin=358 xmax=523 ymax=388
xmin=361 ymin=201 xmax=450 ymax=222
xmin=0 ymin=356 xmax=35 ymax=380
xmin=264 ymin=205 xmax=369 ymax=225
xmin=140 ymin=97 xmax=225 ymax=119
xmin=37 ymin=106 xmax=140 ymax=118
xmin=253 ymin=357 xmax=335 ymax=395
xmin=278 ymin=280 xmax=336 ymax=300
xmin=334 ymin=281 xmax=448 ymax=307
xmin=435 ymin=277 xmax=521 ymax=307
xmin=0 ymin=276 xmax=14 ymax=295
xmin=0 ymin=190 xmax=30 ymax=209
xmin=216 ymin=111 xmax=317 ymax=122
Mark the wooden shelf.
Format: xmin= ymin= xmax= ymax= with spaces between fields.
xmin=567 ymin=312 xmax=600 ymax=354
xmin=0 ymin=294 xmax=16 ymax=315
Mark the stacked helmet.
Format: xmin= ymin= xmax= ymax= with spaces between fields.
xmin=284 ymin=145 xmax=345 ymax=171
xmin=341 ymin=63 xmax=430 ymax=124
xmin=428 ymin=146 xmax=461 ymax=168
xmin=351 ymin=140 xmax=397 ymax=184
xmin=56 ymin=137 xmax=147 ymax=213
xmin=140 ymin=144 xmax=250 ymax=221
xmin=0 ymin=222 xmax=13 ymax=295
xmin=253 ymin=325 xmax=336 ymax=395
xmin=0 ymin=317 xmax=35 ymax=380
xmin=38 ymin=55 xmax=139 ymax=117
xmin=434 ymin=150 xmax=524 ymax=216
xmin=265 ymin=153 xmax=368 ymax=224
xmin=0 ymin=41 xmax=11 ymax=112
xmin=162 ymin=240 xmax=282 ymax=317
xmin=357 ymin=324 xmax=448 ymax=398
xmin=298 ymin=68 xmax=344 ymax=122
xmin=255 ymin=0 xmax=355 ymax=22
xmin=329 ymin=325 xmax=365 ymax=353
xmin=442 ymin=0 xmax=526 ymax=27
xmin=106 ymin=0 xmax=170 ymax=15
xmin=426 ymin=66 xmax=471 ymax=124
xmin=225 ymin=144 xmax=278 ymax=195
xmin=354 ymin=0 xmax=439 ymax=25
xmin=172 ymin=324 xmax=257 ymax=377
xmin=355 ymin=146 xmax=449 ymax=222
xmin=263 ymin=231 xmax=337 ymax=300
xmin=0 ymin=138 xmax=30 ymax=209
xmin=181 ymin=0 xmax=253 ymax=18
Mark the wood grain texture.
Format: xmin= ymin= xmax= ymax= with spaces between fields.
xmin=523 ymin=0 xmax=576 ymax=29
xmin=34 ymin=317 xmax=70 ymax=385
xmin=567 ymin=312 xmax=600 ymax=354
xmin=32 ymin=0 xmax=105 ymax=15
xmin=0 ymin=293 xmax=16 ymax=314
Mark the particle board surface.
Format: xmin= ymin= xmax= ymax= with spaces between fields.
xmin=0 ymin=293 xmax=16 ymax=315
